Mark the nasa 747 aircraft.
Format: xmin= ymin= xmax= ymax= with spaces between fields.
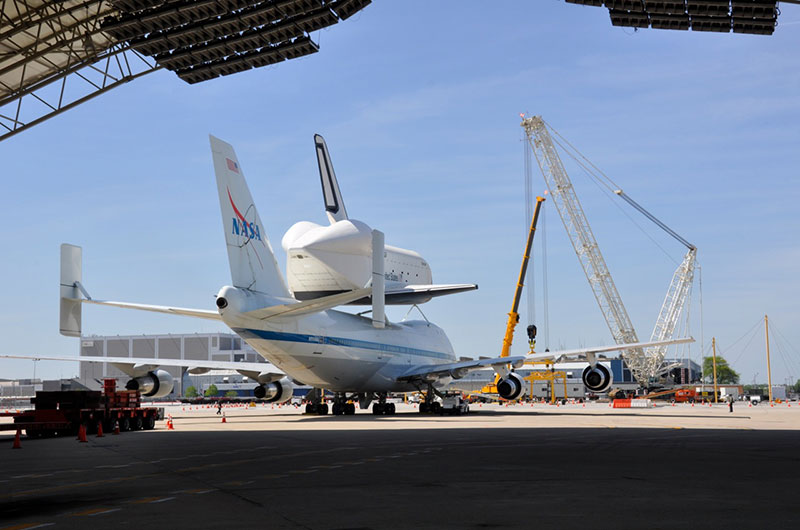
xmin=2 ymin=135 xmax=692 ymax=415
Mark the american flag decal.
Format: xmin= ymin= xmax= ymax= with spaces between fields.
xmin=226 ymin=158 xmax=239 ymax=173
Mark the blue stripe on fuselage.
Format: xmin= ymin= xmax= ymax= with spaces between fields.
xmin=233 ymin=328 xmax=452 ymax=361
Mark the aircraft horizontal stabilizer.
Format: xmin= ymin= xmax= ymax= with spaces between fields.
xmin=527 ymin=337 xmax=695 ymax=363
xmin=244 ymin=287 xmax=372 ymax=321
xmin=82 ymin=299 xmax=222 ymax=321
xmin=397 ymin=355 xmax=525 ymax=383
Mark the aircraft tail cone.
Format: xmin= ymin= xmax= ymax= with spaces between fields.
xmin=77 ymin=424 xmax=88 ymax=443
xmin=12 ymin=429 xmax=21 ymax=449
xmin=96 ymin=422 xmax=104 ymax=438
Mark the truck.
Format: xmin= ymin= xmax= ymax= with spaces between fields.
xmin=1 ymin=379 xmax=164 ymax=438
xmin=441 ymin=393 xmax=469 ymax=415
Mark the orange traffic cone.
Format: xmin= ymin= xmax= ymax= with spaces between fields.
xmin=12 ymin=429 xmax=21 ymax=449
xmin=167 ymin=419 xmax=175 ymax=430
xmin=96 ymin=422 xmax=104 ymax=438
xmin=77 ymin=424 xmax=88 ymax=443
xmin=113 ymin=420 xmax=121 ymax=435
xmin=221 ymin=413 xmax=227 ymax=423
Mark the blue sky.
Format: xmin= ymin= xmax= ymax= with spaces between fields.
xmin=1 ymin=1 xmax=798 ymax=385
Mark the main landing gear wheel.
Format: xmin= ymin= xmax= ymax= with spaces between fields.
xmin=345 ymin=403 xmax=356 ymax=415
xmin=372 ymin=402 xmax=396 ymax=415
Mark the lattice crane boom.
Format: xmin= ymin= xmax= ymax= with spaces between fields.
xmin=521 ymin=116 xmax=648 ymax=384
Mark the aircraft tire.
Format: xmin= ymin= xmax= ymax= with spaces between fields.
xmin=345 ymin=403 xmax=356 ymax=415
xmin=318 ymin=404 xmax=329 ymax=415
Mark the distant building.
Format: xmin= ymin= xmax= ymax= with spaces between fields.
xmin=79 ymin=333 xmax=271 ymax=397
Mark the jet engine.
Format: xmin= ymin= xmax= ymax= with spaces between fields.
xmin=126 ymin=370 xmax=174 ymax=398
xmin=582 ymin=364 xmax=612 ymax=393
xmin=253 ymin=377 xmax=293 ymax=403
xmin=496 ymin=373 xmax=525 ymax=400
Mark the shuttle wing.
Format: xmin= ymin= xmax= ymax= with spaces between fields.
xmin=383 ymin=283 xmax=478 ymax=305
xmin=337 ymin=283 xmax=478 ymax=305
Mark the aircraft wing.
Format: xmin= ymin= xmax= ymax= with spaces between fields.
xmin=82 ymin=299 xmax=222 ymax=321
xmin=526 ymin=337 xmax=695 ymax=363
xmin=244 ymin=288 xmax=372 ymax=320
xmin=0 ymin=354 xmax=285 ymax=382
xmin=397 ymin=356 xmax=526 ymax=383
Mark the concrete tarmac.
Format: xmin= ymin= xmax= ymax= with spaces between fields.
xmin=1 ymin=402 xmax=799 ymax=529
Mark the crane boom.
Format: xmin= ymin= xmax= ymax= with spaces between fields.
xmin=521 ymin=115 xmax=647 ymax=383
xmin=500 ymin=195 xmax=545 ymax=357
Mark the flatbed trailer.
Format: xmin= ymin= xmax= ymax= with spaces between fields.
xmin=1 ymin=380 xmax=164 ymax=438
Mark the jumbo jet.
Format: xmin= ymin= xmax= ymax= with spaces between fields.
xmin=2 ymin=135 xmax=692 ymax=415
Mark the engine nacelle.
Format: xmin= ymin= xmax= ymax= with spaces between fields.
xmin=496 ymin=372 xmax=525 ymax=400
xmin=126 ymin=370 xmax=174 ymax=398
xmin=582 ymin=364 xmax=612 ymax=393
xmin=253 ymin=377 xmax=293 ymax=403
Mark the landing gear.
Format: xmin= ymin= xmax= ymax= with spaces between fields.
xmin=372 ymin=393 xmax=396 ymax=415
xmin=418 ymin=384 xmax=442 ymax=414
xmin=304 ymin=401 xmax=329 ymax=415
xmin=331 ymin=394 xmax=358 ymax=416
xmin=304 ymin=388 xmax=330 ymax=415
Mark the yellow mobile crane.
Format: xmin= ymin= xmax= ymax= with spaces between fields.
xmin=481 ymin=196 xmax=546 ymax=398
xmin=501 ymin=195 xmax=545 ymax=358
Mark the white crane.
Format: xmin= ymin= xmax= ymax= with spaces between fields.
xmin=521 ymin=115 xmax=696 ymax=386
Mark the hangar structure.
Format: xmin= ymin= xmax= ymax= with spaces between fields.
xmin=0 ymin=0 xmax=370 ymax=141
xmin=565 ymin=0 xmax=799 ymax=34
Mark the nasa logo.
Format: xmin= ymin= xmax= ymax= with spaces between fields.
xmin=227 ymin=188 xmax=261 ymax=241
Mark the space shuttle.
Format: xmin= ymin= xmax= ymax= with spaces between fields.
xmin=281 ymin=135 xmax=477 ymax=306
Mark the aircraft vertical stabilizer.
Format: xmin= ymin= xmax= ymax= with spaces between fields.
xmin=60 ymin=243 xmax=82 ymax=337
xmin=314 ymin=134 xmax=348 ymax=224
xmin=210 ymin=135 xmax=291 ymax=298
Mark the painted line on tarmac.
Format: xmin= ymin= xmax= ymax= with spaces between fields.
xmin=2 ymin=523 xmax=56 ymax=530
xmin=69 ymin=507 xmax=120 ymax=517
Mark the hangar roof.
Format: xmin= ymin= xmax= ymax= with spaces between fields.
xmin=0 ymin=0 xmax=370 ymax=140
xmin=565 ymin=0 xmax=799 ymax=35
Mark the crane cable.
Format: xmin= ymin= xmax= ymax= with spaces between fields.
xmin=549 ymin=133 xmax=680 ymax=265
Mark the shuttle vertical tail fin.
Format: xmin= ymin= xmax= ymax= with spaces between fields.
xmin=314 ymin=134 xmax=348 ymax=224
xmin=210 ymin=135 xmax=291 ymax=298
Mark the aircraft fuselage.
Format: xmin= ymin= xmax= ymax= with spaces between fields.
xmin=217 ymin=286 xmax=455 ymax=392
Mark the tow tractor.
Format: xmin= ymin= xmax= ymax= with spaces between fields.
xmin=441 ymin=392 xmax=469 ymax=415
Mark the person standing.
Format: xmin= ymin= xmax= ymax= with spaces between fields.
xmin=728 ymin=398 xmax=734 ymax=413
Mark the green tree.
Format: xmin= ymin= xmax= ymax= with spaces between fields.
xmin=702 ymin=356 xmax=740 ymax=384
xmin=184 ymin=385 xmax=198 ymax=398
xmin=793 ymin=379 xmax=800 ymax=394
xmin=225 ymin=390 xmax=238 ymax=398
xmin=204 ymin=384 xmax=219 ymax=397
